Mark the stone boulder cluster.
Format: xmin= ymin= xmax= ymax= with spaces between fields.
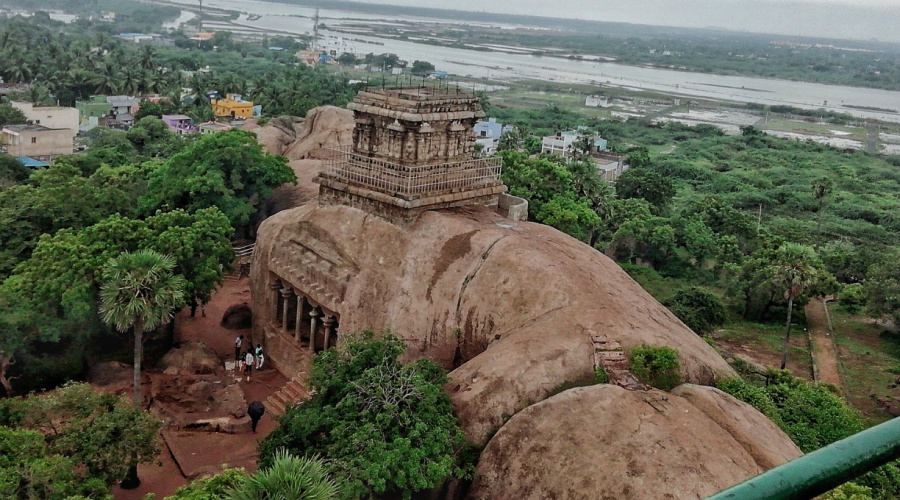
xmin=246 ymin=105 xmax=803 ymax=498
xmin=89 ymin=341 xmax=251 ymax=434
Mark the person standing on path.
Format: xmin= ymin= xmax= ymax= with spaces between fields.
xmin=244 ymin=350 xmax=255 ymax=381
xmin=234 ymin=335 xmax=243 ymax=362
xmin=254 ymin=344 xmax=264 ymax=370
xmin=247 ymin=401 xmax=265 ymax=433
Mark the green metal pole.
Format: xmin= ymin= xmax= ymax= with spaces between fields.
xmin=706 ymin=416 xmax=900 ymax=500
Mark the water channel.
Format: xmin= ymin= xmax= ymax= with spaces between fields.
xmin=163 ymin=0 xmax=900 ymax=123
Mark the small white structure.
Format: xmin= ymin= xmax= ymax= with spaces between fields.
xmin=585 ymin=95 xmax=612 ymax=108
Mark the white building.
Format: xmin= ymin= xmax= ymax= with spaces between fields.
xmin=585 ymin=95 xmax=612 ymax=108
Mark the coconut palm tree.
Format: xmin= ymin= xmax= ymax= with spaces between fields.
xmin=228 ymin=450 xmax=338 ymax=500
xmin=100 ymin=250 xmax=186 ymax=408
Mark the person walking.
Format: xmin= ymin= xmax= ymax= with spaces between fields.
xmin=243 ymin=350 xmax=255 ymax=381
xmin=254 ymin=344 xmax=264 ymax=370
xmin=234 ymin=335 xmax=244 ymax=362
xmin=247 ymin=400 xmax=265 ymax=433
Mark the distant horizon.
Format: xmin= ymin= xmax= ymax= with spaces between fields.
xmin=334 ymin=0 xmax=900 ymax=43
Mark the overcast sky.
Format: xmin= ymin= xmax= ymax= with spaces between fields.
xmin=348 ymin=0 xmax=900 ymax=42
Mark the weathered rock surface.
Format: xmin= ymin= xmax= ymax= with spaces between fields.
xmin=157 ymin=341 xmax=223 ymax=376
xmin=283 ymin=106 xmax=354 ymax=161
xmin=671 ymin=384 xmax=802 ymax=469
xmin=469 ymin=384 xmax=801 ymax=500
xmin=252 ymin=202 xmax=736 ymax=446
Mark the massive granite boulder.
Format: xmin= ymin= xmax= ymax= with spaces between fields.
xmin=249 ymin=104 xmax=801 ymax=498
xmin=251 ymin=201 xmax=737 ymax=445
xmin=469 ymin=384 xmax=802 ymax=499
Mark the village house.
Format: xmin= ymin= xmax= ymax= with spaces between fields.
xmin=210 ymin=93 xmax=258 ymax=120
xmin=12 ymin=101 xmax=78 ymax=131
xmin=541 ymin=129 xmax=608 ymax=157
xmin=473 ymin=117 xmax=513 ymax=155
xmin=199 ymin=121 xmax=233 ymax=135
xmin=1 ymin=124 xmax=74 ymax=158
xmin=161 ymin=114 xmax=197 ymax=134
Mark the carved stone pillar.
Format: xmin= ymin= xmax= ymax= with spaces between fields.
xmin=294 ymin=293 xmax=305 ymax=342
xmin=309 ymin=308 xmax=319 ymax=353
xmin=322 ymin=316 xmax=335 ymax=350
xmin=269 ymin=280 xmax=281 ymax=321
xmin=280 ymin=287 xmax=293 ymax=331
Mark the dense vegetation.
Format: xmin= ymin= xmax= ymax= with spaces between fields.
xmin=720 ymin=371 xmax=900 ymax=499
xmin=0 ymin=383 xmax=162 ymax=498
xmin=0 ymin=15 xmax=359 ymax=121
xmin=260 ymin=332 xmax=470 ymax=499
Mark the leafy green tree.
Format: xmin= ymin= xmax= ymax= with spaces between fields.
xmin=228 ymin=451 xmax=338 ymax=500
xmin=536 ymin=195 xmax=599 ymax=242
xmin=664 ymin=287 xmax=727 ymax=335
xmin=144 ymin=208 xmax=234 ymax=316
xmin=813 ymin=176 xmax=833 ymax=247
xmin=0 ymin=426 xmax=109 ymax=500
xmin=615 ymin=167 xmax=676 ymax=211
xmin=260 ymin=331 xmax=468 ymax=500
xmin=141 ymin=129 xmax=296 ymax=230
xmin=865 ymin=260 xmax=900 ymax=325
xmin=134 ymin=100 xmax=164 ymax=121
xmin=0 ymin=383 xmax=161 ymax=497
xmin=0 ymin=103 xmax=26 ymax=129
xmin=410 ymin=60 xmax=435 ymax=75
xmin=0 ymin=285 xmax=60 ymax=397
xmin=164 ymin=468 xmax=247 ymax=499
xmin=719 ymin=370 xmax=867 ymax=455
xmin=0 ymin=383 xmax=162 ymax=487
xmin=0 ymin=154 xmax=29 ymax=185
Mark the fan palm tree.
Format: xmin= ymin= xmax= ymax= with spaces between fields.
xmin=99 ymin=250 xmax=186 ymax=408
xmin=99 ymin=251 xmax=184 ymax=490
xmin=768 ymin=243 xmax=823 ymax=370
xmin=228 ymin=450 xmax=338 ymax=500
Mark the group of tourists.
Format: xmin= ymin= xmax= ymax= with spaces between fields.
xmin=233 ymin=335 xmax=264 ymax=380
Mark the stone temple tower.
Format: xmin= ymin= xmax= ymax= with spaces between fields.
xmin=318 ymin=86 xmax=508 ymax=220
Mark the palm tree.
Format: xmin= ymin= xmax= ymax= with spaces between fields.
xmin=812 ymin=177 xmax=833 ymax=248
xmin=100 ymin=250 xmax=186 ymax=408
xmin=100 ymin=250 xmax=185 ymax=489
xmin=768 ymin=243 xmax=822 ymax=370
xmin=228 ymin=451 xmax=338 ymax=500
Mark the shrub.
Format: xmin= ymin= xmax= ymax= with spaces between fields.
xmin=259 ymin=331 xmax=468 ymax=499
xmin=664 ymin=287 xmax=727 ymax=335
xmin=629 ymin=345 xmax=681 ymax=390
xmin=838 ymin=283 xmax=866 ymax=314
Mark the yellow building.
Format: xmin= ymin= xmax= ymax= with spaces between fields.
xmin=211 ymin=93 xmax=255 ymax=119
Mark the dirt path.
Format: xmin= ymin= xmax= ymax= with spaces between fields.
xmin=806 ymin=298 xmax=843 ymax=387
xmin=112 ymin=277 xmax=287 ymax=500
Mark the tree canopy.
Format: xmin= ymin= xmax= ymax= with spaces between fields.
xmin=260 ymin=331 xmax=469 ymax=499
xmin=142 ymin=129 xmax=296 ymax=230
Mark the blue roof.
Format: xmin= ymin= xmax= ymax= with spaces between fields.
xmin=17 ymin=156 xmax=49 ymax=168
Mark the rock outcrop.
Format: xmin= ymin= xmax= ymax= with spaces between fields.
xmin=282 ymin=106 xmax=354 ymax=161
xmin=249 ymin=105 xmax=800 ymax=498
xmin=252 ymin=202 xmax=736 ymax=445
xmin=468 ymin=384 xmax=802 ymax=499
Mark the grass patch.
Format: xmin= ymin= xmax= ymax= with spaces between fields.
xmin=830 ymin=305 xmax=900 ymax=421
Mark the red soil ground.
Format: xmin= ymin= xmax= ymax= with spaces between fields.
xmin=112 ymin=277 xmax=287 ymax=500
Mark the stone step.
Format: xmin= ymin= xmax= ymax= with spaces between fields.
xmin=286 ymin=379 xmax=309 ymax=395
xmin=266 ymin=395 xmax=286 ymax=416
xmin=281 ymin=384 xmax=306 ymax=402
xmin=271 ymin=391 xmax=295 ymax=407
